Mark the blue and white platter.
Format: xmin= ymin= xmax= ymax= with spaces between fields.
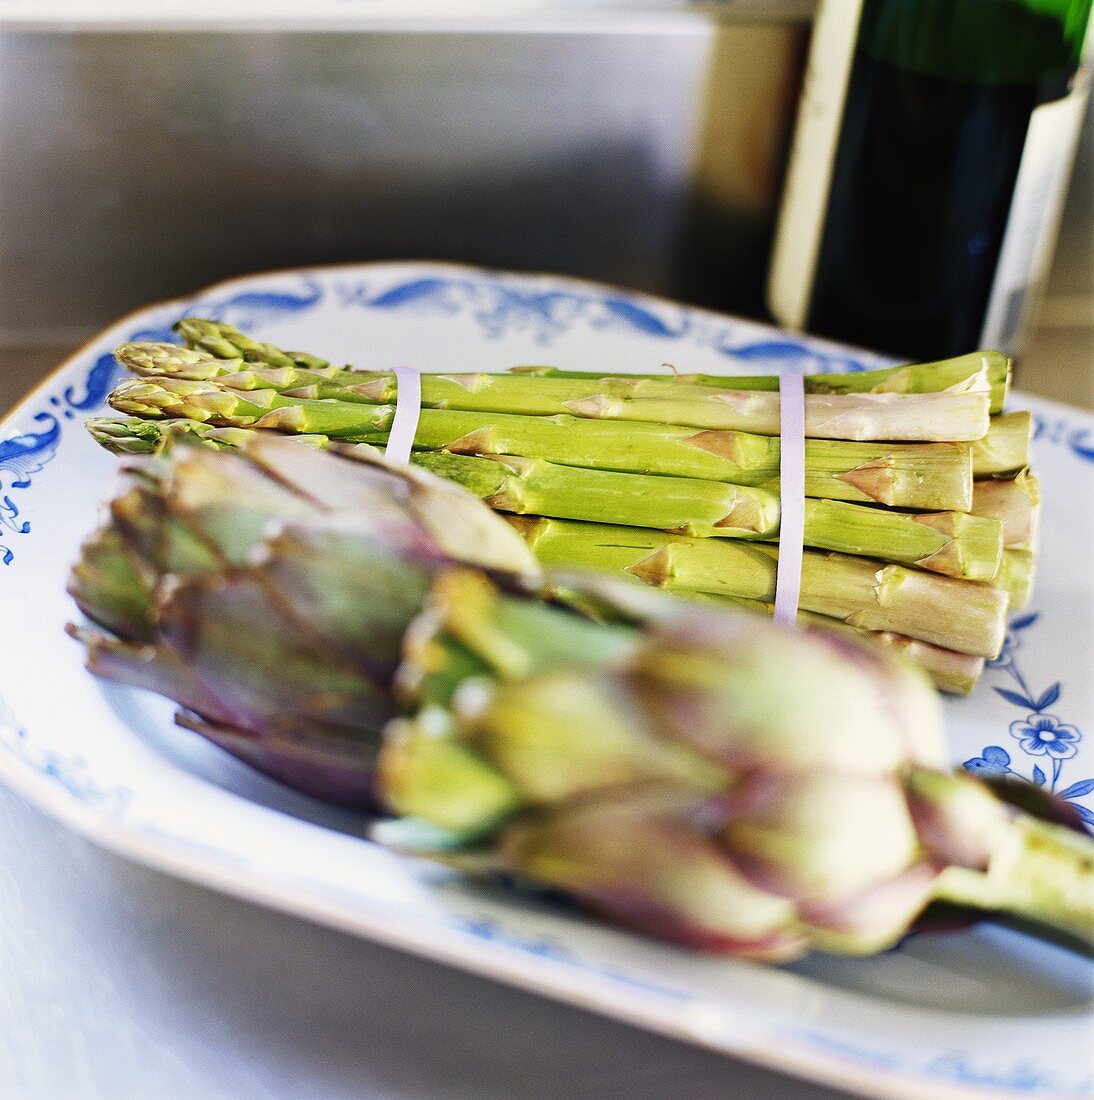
xmin=1 ymin=262 xmax=1091 ymax=1099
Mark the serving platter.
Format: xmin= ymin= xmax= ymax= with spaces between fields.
xmin=1 ymin=261 xmax=1091 ymax=1098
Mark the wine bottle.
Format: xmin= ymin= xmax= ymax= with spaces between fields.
xmin=767 ymin=0 xmax=1092 ymax=361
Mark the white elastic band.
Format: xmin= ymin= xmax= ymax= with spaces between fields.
xmin=384 ymin=365 xmax=422 ymax=466
xmin=773 ymin=369 xmax=806 ymax=624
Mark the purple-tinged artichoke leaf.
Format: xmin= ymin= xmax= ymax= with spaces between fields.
xmin=175 ymin=711 xmax=379 ymax=808
xmin=498 ymin=785 xmax=808 ymax=960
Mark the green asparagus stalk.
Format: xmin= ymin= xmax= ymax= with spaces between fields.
xmin=119 ymin=338 xmax=991 ymax=442
xmin=973 ymin=413 xmax=1031 ymax=477
xmin=87 ymin=417 xmax=1002 ymax=580
xmin=83 ymin=415 xmax=990 ymax=689
xmin=789 ymin=498 xmax=1001 ymax=581
xmin=82 ymin=416 xmax=990 ymax=689
xmin=107 ymin=376 xmax=974 ymax=511
xmin=511 ymin=516 xmax=1008 ymax=658
xmin=85 ymin=414 xmax=334 ymax=455
xmin=126 ymin=332 xmax=1015 ymax=479
xmin=990 ymin=549 xmax=1036 ymax=611
xmin=972 ymin=471 xmax=1040 ymax=549
xmin=168 ymin=318 xmax=1011 ymax=413
xmin=540 ymin=386 xmax=990 ymax=442
xmin=412 ymin=451 xmax=782 ymax=538
xmin=528 ymin=350 xmax=1012 ymax=414
xmin=87 ymin=414 xmax=779 ymax=536
xmin=687 ymin=592 xmax=985 ymax=695
xmin=413 ymin=453 xmax=1000 ymax=579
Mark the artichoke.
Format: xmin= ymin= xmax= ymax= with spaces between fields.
xmin=69 ymin=436 xmax=1093 ymax=959
xmin=67 ymin=434 xmax=538 ymax=804
xmin=377 ymin=569 xmax=1092 ymax=959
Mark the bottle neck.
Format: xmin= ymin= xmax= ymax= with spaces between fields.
xmin=857 ymin=0 xmax=1091 ymax=97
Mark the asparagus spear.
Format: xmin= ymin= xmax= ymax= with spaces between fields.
xmin=85 ymin=414 xmax=334 ymax=455
xmin=82 ymin=415 xmax=991 ymax=687
xmin=511 ymin=516 xmax=1008 ymax=658
xmin=546 ymin=386 xmax=990 ymax=442
xmin=119 ymin=338 xmax=992 ymax=442
xmin=973 ymin=413 xmax=1031 ymax=477
xmin=991 ymin=549 xmax=1035 ymax=611
xmin=972 ymin=471 xmax=1040 ymax=548
xmin=87 ymin=417 xmax=1002 ymax=580
xmin=414 ymin=453 xmax=999 ymax=579
xmin=122 ymin=334 xmax=1015 ymax=481
xmin=168 ymin=318 xmax=1011 ymax=413
xmin=687 ymin=592 xmax=984 ymax=695
xmin=413 ymin=451 xmax=782 ymax=538
xmin=83 ymin=414 xmax=992 ymax=688
xmin=107 ymin=376 xmax=974 ymax=511
xmin=529 ymin=350 xmax=1012 ymax=414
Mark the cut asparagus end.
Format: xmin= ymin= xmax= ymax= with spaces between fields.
xmin=973 ymin=413 xmax=1031 ymax=477
xmin=989 ymin=548 xmax=1036 ymax=610
xmin=973 ymin=471 xmax=1041 ymax=549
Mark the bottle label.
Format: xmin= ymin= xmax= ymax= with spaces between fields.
xmin=979 ymin=79 xmax=1090 ymax=355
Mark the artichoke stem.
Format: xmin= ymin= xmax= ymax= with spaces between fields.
xmin=934 ymin=815 xmax=1094 ymax=945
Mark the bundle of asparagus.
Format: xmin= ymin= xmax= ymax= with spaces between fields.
xmin=68 ymin=437 xmax=1092 ymax=959
xmin=86 ymin=319 xmax=1041 ymax=693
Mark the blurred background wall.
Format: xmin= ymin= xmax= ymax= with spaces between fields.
xmin=0 ymin=23 xmax=1089 ymax=406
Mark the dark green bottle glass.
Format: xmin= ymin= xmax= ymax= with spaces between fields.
xmin=773 ymin=0 xmax=1091 ymax=360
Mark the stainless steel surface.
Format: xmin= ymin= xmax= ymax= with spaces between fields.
xmin=0 ymin=27 xmax=807 ymax=347
xmin=0 ymin=779 xmax=853 ymax=1100
xmin=0 ymin=1 xmax=819 ymax=32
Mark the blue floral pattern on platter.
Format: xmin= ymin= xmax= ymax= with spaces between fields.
xmin=964 ymin=613 xmax=1093 ymax=825
xmin=0 ymin=695 xmax=132 ymax=818
xmin=0 ymin=284 xmax=319 ymax=565
xmin=332 ymin=271 xmax=873 ymax=371
xmin=785 ymin=1028 xmax=1090 ymax=1097
xmin=2 ymin=266 xmax=1092 ymax=1098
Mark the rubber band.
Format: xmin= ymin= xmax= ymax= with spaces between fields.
xmin=773 ymin=368 xmax=806 ymax=624
xmin=384 ymin=365 xmax=422 ymax=466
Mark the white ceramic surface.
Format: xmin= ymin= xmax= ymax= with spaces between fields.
xmin=1 ymin=262 xmax=1091 ymax=1099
